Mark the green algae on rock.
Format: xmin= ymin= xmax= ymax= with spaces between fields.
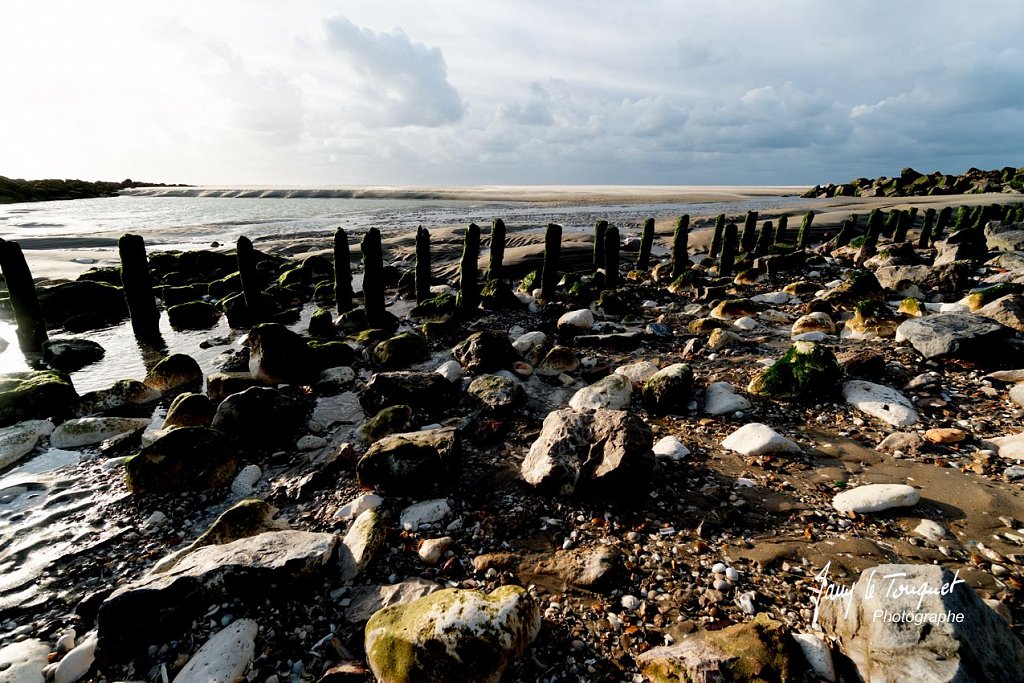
xmin=747 ymin=341 xmax=841 ymax=401
xmin=124 ymin=426 xmax=237 ymax=494
xmin=0 ymin=370 xmax=77 ymax=427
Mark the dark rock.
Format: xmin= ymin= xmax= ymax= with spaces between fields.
xmin=247 ymin=323 xmax=319 ymax=385
xmin=895 ymin=313 xmax=1014 ymax=362
xmin=0 ymin=371 xmax=77 ymax=427
xmin=144 ymin=353 xmax=202 ymax=396
xmin=124 ymin=427 xmax=237 ymax=494
xmin=452 ymin=331 xmax=518 ymax=374
xmin=308 ymin=307 xmax=335 ymax=338
xmin=573 ymin=331 xmax=643 ymax=350
xmin=358 ymin=405 xmax=413 ymax=444
xmin=37 ymin=281 xmax=127 ymax=330
xmin=206 ymin=371 xmax=261 ymax=403
xmin=373 ymin=332 xmax=429 ymax=370
xmin=165 ymin=300 xmax=221 ymax=330
xmin=641 ymin=363 xmax=694 ymax=415
xmin=41 ymin=338 xmax=105 ymax=372
xmin=356 ymin=427 xmax=459 ymax=495
xmin=467 ymin=374 xmax=526 ymax=415
xmin=162 ymin=392 xmax=214 ymax=429
xmin=211 ymin=386 xmax=308 ymax=451
xmin=359 ymin=371 xmax=457 ymax=418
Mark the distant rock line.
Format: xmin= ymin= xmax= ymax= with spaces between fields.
xmin=805 ymin=166 xmax=1024 ymax=199
xmin=0 ymin=176 xmax=189 ymax=204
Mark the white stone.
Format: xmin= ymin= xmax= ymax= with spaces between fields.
xmin=144 ymin=511 xmax=167 ymax=528
xmin=704 ymin=382 xmax=751 ymax=416
xmin=230 ymin=464 xmax=262 ymax=496
xmin=172 ymin=619 xmax=257 ymax=683
xmin=340 ymin=509 xmax=384 ymax=581
xmin=400 ymin=499 xmax=451 ymax=531
xmin=335 ymin=493 xmax=384 ymax=521
xmin=791 ymin=331 xmax=830 ymax=342
xmin=417 ymin=536 xmax=454 ymax=565
xmin=512 ymin=331 xmax=547 ymax=355
xmin=54 ymin=632 xmax=96 ymax=683
xmin=557 ymin=309 xmax=594 ymax=332
xmin=733 ymin=316 xmax=758 ymax=331
xmin=435 ymin=359 xmax=464 ymax=382
xmin=988 ymin=369 xmax=1024 ymax=383
xmin=711 ymin=562 xmax=727 ymax=574
xmin=914 ymin=519 xmax=949 ymax=542
xmin=939 ymin=302 xmax=970 ymax=313
xmin=568 ymin=373 xmax=631 ymax=411
xmin=652 ymin=436 xmax=690 ymax=461
xmin=620 ymin=595 xmax=640 ymax=611
xmin=0 ymin=638 xmax=50 ymax=683
xmin=1010 ymin=383 xmax=1024 ymax=408
xmin=721 ymin=423 xmax=800 ymax=456
xmin=842 ymin=381 xmax=919 ymax=427
xmin=792 ymin=633 xmax=836 ymax=682
xmin=832 ymin=484 xmax=920 ymax=514
xmin=751 ymin=291 xmax=792 ymax=305
xmin=50 ymin=416 xmax=151 ymax=449
xmin=725 ymin=567 xmax=740 ymax=582
xmin=0 ymin=419 xmax=54 ymax=470
xmin=985 ymin=432 xmax=1024 ymax=461
xmin=614 ymin=360 xmax=660 ymax=385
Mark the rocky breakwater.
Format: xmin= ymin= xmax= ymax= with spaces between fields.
xmin=3 ymin=204 xmax=1024 ymax=681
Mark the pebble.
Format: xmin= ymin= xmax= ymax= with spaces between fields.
xmin=735 ymin=591 xmax=758 ymax=615
xmin=435 ymin=360 xmax=464 ymax=382
xmin=400 ymin=499 xmax=451 ymax=531
xmin=296 ymin=435 xmax=327 ymax=450
xmin=914 ymin=519 xmax=949 ymax=541
xmin=620 ymin=595 xmax=640 ymax=611
xmin=733 ymin=316 xmax=757 ymax=331
xmin=842 ymin=380 xmax=919 ymax=427
xmin=335 ymin=493 xmax=384 ymax=521
xmin=703 ymin=382 xmax=752 ymax=416
xmin=721 ymin=423 xmax=800 ymax=456
xmin=417 ymin=537 xmax=454 ymax=565
xmin=230 ymin=464 xmax=262 ymax=497
xmin=832 ymin=483 xmax=920 ymax=514
xmin=652 ymin=436 xmax=690 ymax=461
xmin=924 ymin=428 xmax=967 ymax=444
xmin=557 ymin=309 xmax=595 ymax=332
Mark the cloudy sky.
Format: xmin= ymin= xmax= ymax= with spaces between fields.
xmin=2 ymin=1 xmax=1023 ymax=186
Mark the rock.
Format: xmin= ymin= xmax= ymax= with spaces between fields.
xmin=78 ymin=378 xmax=160 ymax=415
xmin=37 ymin=280 xmax=127 ymax=330
xmin=521 ymin=408 xmax=654 ymax=497
xmin=706 ymin=328 xmax=740 ymax=350
xmin=435 ymin=360 xmax=464 ymax=383
xmin=841 ymin=301 xmax=900 ymax=339
xmin=652 ymin=435 xmax=690 ymax=461
xmin=125 ymin=427 xmax=237 ymax=494
xmin=923 ymin=427 xmax=967 ymax=444
xmin=97 ymin=531 xmax=336 ymax=659
xmin=172 ymin=619 xmax=257 ymax=683
xmin=535 ymin=346 xmax=580 ymax=376
xmin=373 ymin=332 xmax=429 ymax=370
xmin=569 ymin=373 xmax=631 ymax=411
xmin=532 ymin=545 xmax=621 ymax=589
xmin=914 ymin=518 xmax=950 ymax=541
xmin=614 ymin=360 xmax=660 ymax=385
xmin=832 ymin=483 xmax=920 ymax=513
xmin=642 ymin=363 xmax=694 ymax=415
xmin=747 ymin=341 xmax=841 ymax=401
xmin=1011 ymin=383 xmax=1024 ymax=408
xmin=364 ymin=585 xmax=541 ymax=683
xmin=0 ymin=638 xmax=50 ymax=683
xmin=400 ymin=499 xmax=451 ymax=530
xmin=144 ymin=353 xmax=203 ymax=395
xmin=211 ymin=386 xmax=307 ymax=451
xmin=359 ymin=371 xmax=457 ymax=418
xmin=791 ymin=312 xmax=835 ymax=337
xmin=359 ymin=405 xmax=413 ymax=444
xmin=162 ymin=392 xmax=214 ymax=429
xmin=247 ymin=323 xmax=331 ymax=385
xmin=710 ymin=298 xmax=758 ymax=319
xmin=987 ymin=228 xmax=1024 ymax=252
xmin=791 ymin=633 xmax=836 ymax=682
xmin=511 ymin=331 xmax=547 ymax=361
xmin=205 ymin=372 xmax=260 ymax=404
xmin=721 ymin=423 xmax=800 ymax=456
xmin=467 ymin=374 xmax=526 ymax=415
xmin=345 ymin=579 xmax=443 ymax=624
xmin=842 ymin=380 xmax=919 ymax=427
xmin=51 ymin=416 xmax=151 ymax=449
xmin=53 ymin=632 xmax=97 ymax=683
xmin=557 ymin=309 xmax=594 ymax=333
xmin=167 ymin=300 xmax=222 ymax=330
xmin=0 ymin=419 xmax=54 ymax=470
xmin=0 ymin=371 xmax=78 ymax=428
xmin=984 ymin=432 xmax=1024 ymax=461
xmin=821 ymin=270 xmax=883 ymax=309
xmin=704 ymin=382 xmax=752 ymax=416
xmin=336 ymin=493 xmax=385 ymax=521
xmin=417 ymin=536 xmax=454 ymax=565
xmin=452 ymin=331 xmax=518 ymax=374
xmin=41 ymin=338 xmax=105 ymax=372
xmin=317 ymin=366 xmax=356 ymax=394
xmin=230 ymin=463 xmax=262 ymax=496
xmin=356 ymin=428 xmax=459 ymax=495
xmin=637 ymin=614 xmax=802 ymax=683
xmin=895 ymin=313 xmax=1013 ymax=361
xmin=977 ymin=294 xmax=1024 ymax=333
xmin=877 ymin=431 xmax=924 ymax=454
xmin=989 ymin=368 xmax=1024 ymax=383
xmin=817 ymin=563 xmax=1024 ymax=681
xmin=339 ymin=509 xmax=385 ymax=581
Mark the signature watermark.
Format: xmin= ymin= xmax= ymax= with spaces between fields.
xmin=810 ymin=561 xmax=967 ymax=627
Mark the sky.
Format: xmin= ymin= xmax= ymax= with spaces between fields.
xmin=2 ymin=1 xmax=1023 ymax=186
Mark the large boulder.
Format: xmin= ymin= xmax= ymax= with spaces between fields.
xmin=452 ymin=331 xmax=518 ymax=374
xmin=210 ymin=386 xmax=307 ymax=451
xmin=747 ymin=341 xmax=841 ymax=400
xmin=37 ymin=280 xmax=127 ymax=330
xmin=817 ymin=563 xmax=1024 ymax=681
xmin=364 ymin=585 xmax=541 ymax=683
xmin=642 ymin=363 xmax=694 ymax=415
xmin=977 ymin=294 xmax=1024 ymax=334
xmin=339 ymin=508 xmax=386 ymax=582
xmin=0 ymin=420 xmax=54 ymax=469
xmin=356 ymin=427 xmax=459 ymax=495
xmin=144 ymin=353 xmax=203 ymax=396
xmin=521 ymin=408 xmax=654 ymax=497
xmin=96 ymin=531 xmax=336 ymax=661
xmin=359 ymin=371 xmax=458 ymax=418
xmin=373 ymin=332 xmax=429 ymax=370
xmin=50 ymin=416 xmax=151 ymax=449
xmin=0 ymin=371 xmax=78 ymax=427
xmin=41 ymin=338 xmax=105 ymax=372
xmin=895 ymin=313 xmax=1014 ymax=361
xmin=167 ymin=300 xmax=222 ymax=330
xmin=246 ymin=323 xmax=320 ymax=385
xmin=124 ymin=427 xmax=237 ymax=494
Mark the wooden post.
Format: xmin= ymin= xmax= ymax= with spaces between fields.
xmin=488 ymin=219 xmax=506 ymax=281
xmin=637 ymin=218 xmax=655 ymax=271
xmin=796 ymin=211 xmax=814 ymax=250
xmin=754 ymin=220 xmax=774 ymax=255
xmin=773 ymin=214 xmax=789 ymax=245
xmin=593 ymin=220 xmax=608 ymax=273
xmin=361 ymin=228 xmax=386 ymax=326
xmin=415 ymin=227 xmax=431 ymax=303
xmin=918 ymin=209 xmax=936 ymax=248
xmin=671 ymin=214 xmax=690 ymax=279
xmin=835 ymin=219 xmax=856 ymax=249
xmin=458 ymin=223 xmax=481 ymax=312
xmin=604 ymin=225 xmax=620 ymax=289
xmin=719 ymin=224 xmax=738 ymax=278
xmin=334 ymin=228 xmax=354 ymax=313
xmin=236 ymin=236 xmax=263 ymax=319
xmin=893 ymin=210 xmax=911 ymax=242
xmin=709 ymin=214 xmax=726 ymax=258
xmin=118 ymin=233 xmax=161 ymax=339
xmin=541 ymin=223 xmax=562 ymax=300
xmin=0 ymin=239 xmax=48 ymax=352
xmin=934 ymin=206 xmax=952 ymax=240
xmin=856 ymin=209 xmax=884 ymax=265
xmin=740 ymin=210 xmax=758 ymax=253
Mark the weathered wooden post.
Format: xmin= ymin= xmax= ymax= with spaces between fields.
xmin=1003 ymin=205 xmax=1017 ymax=224
xmin=709 ymin=214 xmax=726 ymax=258
xmin=893 ymin=210 xmax=911 ymax=242
xmin=754 ymin=220 xmax=774 ymax=255
xmin=740 ymin=210 xmax=758 ymax=253
xmin=719 ymin=224 xmax=738 ymax=278
xmin=671 ymin=214 xmax=690 ymax=279
xmin=856 ymin=209 xmax=884 ymax=265
xmin=835 ymin=219 xmax=856 ymax=249
xmin=236 ymin=236 xmax=263 ymax=319
xmin=458 ymin=223 xmax=481 ymax=312
xmin=541 ymin=223 xmax=562 ymax=300
xmin=934 ymin=206 xmax=953 ymax=240
xmin=593 ymin=220 xmax=608 ymax=273
xmin=637 ymin=218 xmax=655 ymax=271
xmin=773 ymin=215 xmax=789 ymax=245
xmin=603 ymin=225 xmax=619 ymax=289
xmin=361 ymin=228 xmax=386 ymax=326
xmin=118 ymin=233 xmax=161 ymax=339
xmin=0 ymin=239 xmax=48 ymax=352
xmin=415 ymin=227 xmax=431 ymax=303
xmin=334 ymin=228 xmax=354 ymax=313
xmin=954 ymin=205 xmax=971 ymax=231
xmin=488 ymin=219 xmax=505 ymax=281
xmin=918 ymin=208 xmax=936 ymax=248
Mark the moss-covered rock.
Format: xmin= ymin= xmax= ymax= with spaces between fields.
xmin=821 ymin=270 xmax=884 ymax=310
xmin=144 ymin=353 xmax=203 ymax=396
xmin=452 ymin=331 xmax=518 ymax=374
xmin=359 ymin=371 xmax=458 ymax=418
xmin=358 ymin=405 xmax=413 ymax=444
xmin=308 ymin=307 xmax=335 ymax=338
xmin=340 ymin=508 xmax=386 ymax=582
xmin=410 ymin=293 xmax=456 ymax=319
xmin=966 ymin=282 xmax=1024 ymax=311
xmin=125 ymin=427 xmax=237 ymax=494
xmin=373 ymin=332 xmax=429 ymax=370
xmin=364 ymin=585 xmax=541 ymax=683
xmin=519 ymin=270 xmax=538 ymax=293
xmin=162 ymin=392 xmax=214 ymax=429
xmin=167 ymin=300 xmax=222 ymax=330
xmin=480 ymin=279 xmax=525 ymax=311
xmin=747 ymin=341 xmax=841 ymax=401
xmin=642 ymin=363 xmax=694 ymax=416
xmin=0 ymin=371 xmax=78 ymax=427
xmin=898 ymin=297 xmax=926 ymax=317
xmin=688 ymin=317 xmax=731 ymax=335
xmin=842 ymin=300 xmax=900 ymax=339
xmin=78 ymin=379 xmax=160 ymax=415
xmin=710 ymin=298 xmax=758 ymax=319
xmin=210 ymin=386 xmax=308 ymax=452
xmin=356 ymin=427 xmax=459 ymax=495
xmin=37 ymin=280 xmax=128 ymax=330
xmin=467 ymin=374 xmax=526 ymax=415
